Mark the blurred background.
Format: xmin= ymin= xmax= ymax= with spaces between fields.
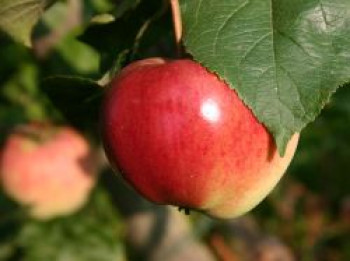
xmin=0 ymin=0 xmax=349 ymax=260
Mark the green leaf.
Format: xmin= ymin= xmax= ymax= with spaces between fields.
xmin=0 ymin=0 xmax=55 ymax=47
xmin=79 ymin=0 xmax=167 ymax=74
xmin=0 ymin=31 xmax=30 ymax=84
xmin=181 ymin=0 xmax=350 ymax=155
xmin=55 ymin=35 xmax=100 ymax=75
xmin=1 ymin=64 xmax=48 ymax=121
xmin=0 ymin=192 xmax=23 ymax=261
xmin=114 ymin=0 xmax=141 ymax=19
xmin=90 ymin=13 xmax=116 ymax=25
xmin=41 ymin=76 xmax=104 ymax=133
xmin=18 ymin=189 xmax=125 ymax=261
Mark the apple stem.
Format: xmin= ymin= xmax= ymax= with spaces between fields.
xmin=170 ymin=0 xmax=182 ymax=57
xmin=178 ymin=207 xmax=191 ymax=215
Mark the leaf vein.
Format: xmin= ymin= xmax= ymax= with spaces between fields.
xmin=0 ymin=0 xmax=39 ymax=16
xmin=0 ymin=3 xmax=41 ymax=24
xmin=276 ymin=30 xmax=317 ymax=59
xmin=238 ymin=32 xmax=271 ymax=67
xmin=187 ymin=0 xmax=204 ymax=40
xmin=278 ymin=65 xmax=308 ymax=117
xmin=213 ymin=0 xmax=249 ymax=57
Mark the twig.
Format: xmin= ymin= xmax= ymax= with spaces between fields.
xmin=170 ymin=0 xmax=182 ymax=57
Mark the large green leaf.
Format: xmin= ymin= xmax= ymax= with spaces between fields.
xmin=0 ymin=0 xmax=55 ymax=46
xmin=181 ymin=0 xmax=350 ymax=154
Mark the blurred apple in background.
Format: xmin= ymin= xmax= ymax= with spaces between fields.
xmin=101 ymin=58 xmax=299 ymax=219
xmin=0 ymin=123 xmax=97 ymax=220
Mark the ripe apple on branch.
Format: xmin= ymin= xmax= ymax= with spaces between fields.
xmin=100 ymin=0 xmax=299 ymax=219
xmin=101 ymin=58 xmax=299 ymax=219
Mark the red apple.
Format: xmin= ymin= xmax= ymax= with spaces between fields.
xmin=0 ymin=123 xmax=97 ymax=220
xmin=101 ymin=58 xmax=299 ymax=219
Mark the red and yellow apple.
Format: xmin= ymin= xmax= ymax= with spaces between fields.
xmin=0 ymin=123 xmax=97 ymax=220
xmin=101 ymin=58 xmax=299 ymax=219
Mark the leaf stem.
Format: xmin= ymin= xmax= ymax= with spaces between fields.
xmin=170 ymin=0 xmax=182 ymax=57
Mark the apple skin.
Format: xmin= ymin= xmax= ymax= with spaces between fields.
xmin=101 ymin=58 xmax=299 ymax=219
xmin=0 ymin=123 xmax=97 ymax=220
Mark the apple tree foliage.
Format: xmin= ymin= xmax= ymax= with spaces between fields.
xmin=0 ymin=0 xmax=350 ymax=259
xmin=2 ymin=0 xmax=349 ymax=154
